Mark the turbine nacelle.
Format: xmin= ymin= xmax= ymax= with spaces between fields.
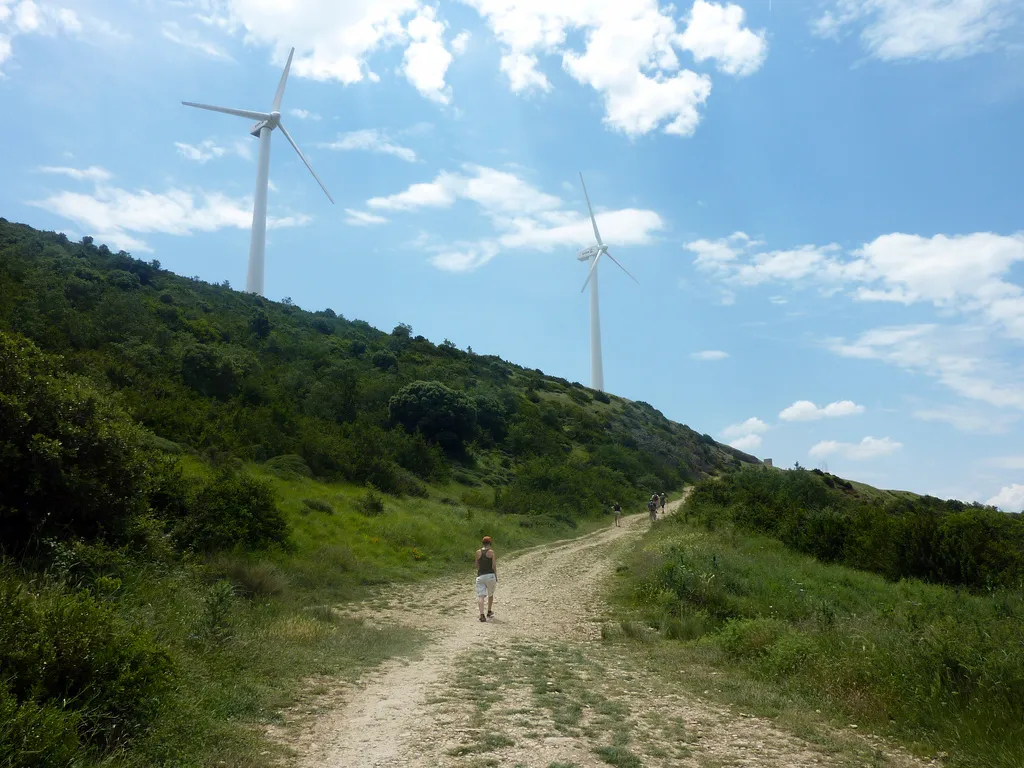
xmin=576 ymin=245 xmax=603 ymax=261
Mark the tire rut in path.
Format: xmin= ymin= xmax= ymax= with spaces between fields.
xmin=288 ymin=498 xmax=923 ymax=768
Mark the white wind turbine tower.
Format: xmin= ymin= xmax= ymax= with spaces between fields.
xmin=182 ymin=47 xmax=333 ymax=296
xmin=576 ymin=172 xmax=638 ymax=392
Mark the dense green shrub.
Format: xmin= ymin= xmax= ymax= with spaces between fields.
xmin=686 ymin=467 xmax=1024 ymax=590
xmin=0 ymin=575 xmax=173 ymax=753
xmin=388 ymin=380 xmax=478 ymax=453
xmin=0 ymin=331 xmax=163 ymax=549
xmin=170 ymin=471 xmax=288 ymax=552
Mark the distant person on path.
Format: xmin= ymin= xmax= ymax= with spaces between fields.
xmin=648 ymin=495 xmax=658 ymax=522
xmin=612 ymin=502 xmax=622 ymax=527
xmin=475 ymin=536 xmax=497 ymax=622
xmin=659 ymin=493 xmax=667 ymax=513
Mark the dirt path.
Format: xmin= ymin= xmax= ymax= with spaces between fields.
xmin=284 ymin=496 xmax=923 ymax=768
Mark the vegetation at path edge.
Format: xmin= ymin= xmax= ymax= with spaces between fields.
xmin=611 ymin=468 xmax=1024 ymax=768
xmin=0 ymin=218 xmax=754 ymax=767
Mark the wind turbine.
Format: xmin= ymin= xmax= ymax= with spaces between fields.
xmin=576 ymin=172 xmax=638 ymax=393
xmin=182 ymin=47 xmax=333 ymax=296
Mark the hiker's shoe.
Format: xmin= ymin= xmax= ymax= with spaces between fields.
xmin=487 ymin=611 xmax=494 ymax=618
xmin=479 ymin=614 xmax=487 ymax=622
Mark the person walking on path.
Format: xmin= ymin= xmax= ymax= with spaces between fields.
xmin=648 ymin=495 xmax=658 ymax=522
xmin=659 ymin=493 xmax=667 ymax=513
xmin=612 ymin=502 xmax=622 ymax=527
xmin=475 ymin=536 xmax=497 ymax=622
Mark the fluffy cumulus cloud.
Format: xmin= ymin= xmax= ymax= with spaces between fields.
xmin=318 ymin=129 xmax=417 ymax=162
xmin=720 ymin=416 xmax=769 ymax=451
xmin=691 ymin=349 xmax=728 ymax=360
xmin=813 ymin=0 xmax=1017 ymax=61
xmin=364 ymin=164 xmax=665 ymax=270
xmin=686 ymin=231 xmax=1024 ymax=340
xmin=193 ymin=0 xmax=461 ymax=104
xmin=29 ymin=165 xmax=310 ymax=253
xmin=829 ymin=324 xmax=1024 ymax=412
xmin=289 ymin=108 xmax=322 ymax=121
xmin=809 ymin=436 xmax=903 ymax=461
xmin=0 ymin=0 xmax=90 ymax=73
xmin=779 ymin=399 xmax=865 ymax=421
xmin=986 ymin=483 xmax=1024 ymax=512
xmin=461 ymin=0 xmax=766 ymax=136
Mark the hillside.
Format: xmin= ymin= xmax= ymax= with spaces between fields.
xmin=0 ymin=217 xmax=759 ymax=767
xmin=613 ymin=467 xmax=1024 ymax=768
xmin=0 ymin=217 xmax=756 ymax=511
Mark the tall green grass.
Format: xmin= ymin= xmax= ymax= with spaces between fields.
xmin=613 ymin=520 xmax=1024 ymax=768
xmin=5 ymin=461 xmax=610 ymax=767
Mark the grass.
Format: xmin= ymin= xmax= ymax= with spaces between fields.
xmin=608 ymin=517 xmax=1024 ymax=768
xmin=45 ymin=458 xmax=615 ymax=767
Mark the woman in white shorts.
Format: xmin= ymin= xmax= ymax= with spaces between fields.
xmin=475 ymin=536 xmax=497 ymax=622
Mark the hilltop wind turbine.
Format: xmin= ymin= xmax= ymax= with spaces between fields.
xmin=182 ymin=47 xmax=333 ymax=296
xmin=576 ymin=172 xmax=638 ymax=393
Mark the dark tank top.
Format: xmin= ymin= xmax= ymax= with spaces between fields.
xmin=477 ymin=548 xmax=494 ymax=576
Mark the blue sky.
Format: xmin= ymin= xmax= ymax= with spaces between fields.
xmin=2 ymin=0 xmax=1023 ymax=510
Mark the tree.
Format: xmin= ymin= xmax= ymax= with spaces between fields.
xmin=247 ymin=308 xmax=271 ymax=339
xmin=389 ymin=380 xmax=478 ymax=453
xmin=0 ymin=331 xmax=160 ymax=546
xmin=392 ymin=323 xmax=412 ymax=338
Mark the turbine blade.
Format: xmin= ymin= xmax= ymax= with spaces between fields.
xmin=580 ymin=251 xmax=602 ymax=293
xmin=579 ymin=171 xmax=603 ymax=246
xmin=182 ymin=102 xmax=271 ymax=122
xmin=272 ymin=47 xmax=295 ymax=112
xmin=604 ymin=250 xmax=639 ymax=284
xmin=278 ymin=122 xmax=334 ymax=203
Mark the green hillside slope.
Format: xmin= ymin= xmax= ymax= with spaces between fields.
xmin=0 ymin=217 xmax=757 ymax=767
xmin=611 ymin=467 xmax=1024 ymax=768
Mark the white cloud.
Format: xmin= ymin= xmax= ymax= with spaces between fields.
xmin=779 ymin=399 xmax=866 ymax=421
xmin=30 ymin=168 xmax=309 ymax=253
xmin=719 ymin=289 xmax=736 ymax=306
xmin=986 ymin=483 xmax=1024 ymax=512
xmin=194 ymin=0 xmax=464 ymax=103
xmin=38 ymin=165 xmax=113 ymax=182
xmin=174 ymin=138 xmax=250 ymax=164
xmin=769 ymin=295 xmax=787 ymax=304
xmin=402 ymin=4 xmax=455 ymax=103
xmin=0 ymin=2 xmax=92 ymax=74
xmin=451 ymin=30 xmax=470 ymax=54
xmin=344 ymin=208 xmax=388 ymax=226
xmin=829 ymin=324 xmax=1024 ymax=411
xmin=721 ymin=416 xmax=769 ymax=451
xmin=809 ymin=436 xmax=903 ymax=461
xmin=813 ymin=0 xmax=1016 ymax=61
xmin=364 ymin=164 xmax=665 ymax=271
xmin=677 ymin=0 xmax=768 ymax=76
xmin=913 ymin=405 xmax=1020 ymax=434
xmin=463 ymin=0 xmax=765 ymax=136
xmin=162 ymin=21 xmax=233 ymax=60
xmin=691 ymin=350 xmax=728 ymax=360
xmin=729 ymin=433 xmax=762 ymax=451
xmin=289 ymin=108 xmax=322 ymax=121
xmin=689 ymin=230 xmax=1024 ymax=341
xmin=318 ymin=129 xmax=417 ymax=162
xmin=429 ymin=241 xmax=501 ymax=272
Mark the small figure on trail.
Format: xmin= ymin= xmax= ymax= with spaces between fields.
xmin=659 ymin=493 xmax=667 ymax=513
xmin=648 ymin=495 xmax=658 ymax=522
xmin=475 ymin=536 xmax=497 ymax=622
xmin=613 ymin=502 xmax=622 ymax=527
